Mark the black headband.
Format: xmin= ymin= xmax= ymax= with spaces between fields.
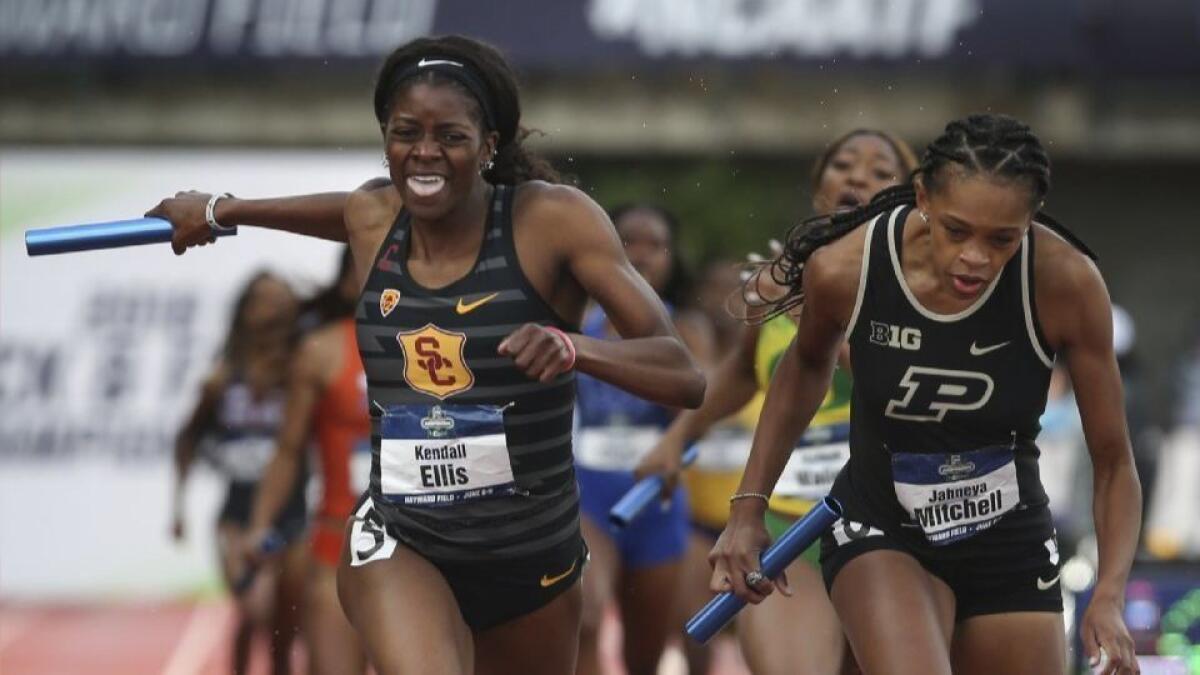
xmin=387 ymin=56 xmax=498 ymax=133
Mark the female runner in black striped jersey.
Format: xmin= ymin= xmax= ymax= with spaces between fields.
xmin=149 ymin=34 xmax=704 ymax=675
xmin=708 ymin=114 xmax=1141 ymax=675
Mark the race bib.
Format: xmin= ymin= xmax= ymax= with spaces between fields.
xmin=892 ymin=445 xmax=1019 ymax=546
xmin=349 ymin=497 xmax=397 ymax=567
xmin=378 ymin=403 xmax=516 ymax=507
xmin=797 ymin=422 xmax=850 ymax=447
xmin=349 ymin=437 xmax=373 ymax=494
xmin=574 ymin=426 xmax=662 ymax=471
xmin=692 ymin=430 xmax=751 ymax=473
xmin=208 ymin=437 xmax=275 ymax=482
xmin=774 ymin=442 xmax=851 ymax=501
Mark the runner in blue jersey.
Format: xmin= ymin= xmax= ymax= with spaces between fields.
xmin=574 ymin=204 xmax=713 ymax=675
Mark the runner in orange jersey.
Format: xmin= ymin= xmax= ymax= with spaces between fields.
xmin=245 ymin=248 xmax=371 ymax=675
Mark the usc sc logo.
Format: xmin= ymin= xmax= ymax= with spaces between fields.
xmin=397 ymin=324 xmax=474 ymax=399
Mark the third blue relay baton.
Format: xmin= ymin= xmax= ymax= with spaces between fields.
xmin=232 ymin=529 xmax=287 ymax=596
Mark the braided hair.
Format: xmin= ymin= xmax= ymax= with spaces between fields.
xmin=373 ymin=35 xmax=560 ymax=185
xmin=747 ymin=113 xmax=1095 ymax=322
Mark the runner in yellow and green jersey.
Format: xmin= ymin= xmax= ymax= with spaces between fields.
xmin=645 ymin=130 xmax=917 ymax=675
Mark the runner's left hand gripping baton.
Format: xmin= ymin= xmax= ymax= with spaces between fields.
xmin=25 ymin=217 xmax=235 ymax=256
xmin=232 ymin=529 xmax=286 ymax=596
xmin=685 ymin=496 xmax=842 ymax=644
xmin=608 ymin=443 xmax=700 ymax=529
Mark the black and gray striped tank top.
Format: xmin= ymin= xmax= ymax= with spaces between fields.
xmin=356 ymin=184 xmax=580 ymax=562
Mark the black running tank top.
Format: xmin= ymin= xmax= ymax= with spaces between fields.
xmin=205 ymin=377 xmax=285 ymax=484
xmin=356 ymin=185 xmax=579 ymax=562
xmin=838 ymin=205 xmax=1055 ymax=552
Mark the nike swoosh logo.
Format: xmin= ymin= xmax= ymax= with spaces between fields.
xmin=418 ymin=58 xmax=463 ymax=68
xmin=1036 ymin=574 xmax=1060 ymax=591
xmin=539 ymin=560 xmax=577 ymax=588
xmin=456 ymin=292 xmax=499 ymax=314
xmin=970 ymin=340 xmax=1011 ymax=356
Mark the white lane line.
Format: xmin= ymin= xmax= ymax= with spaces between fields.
xmin=160 ymin=602 xmax=232 ymax=675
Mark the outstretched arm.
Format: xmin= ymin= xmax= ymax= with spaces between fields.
xmin=146 ymin=177 xmax=392 ymax=254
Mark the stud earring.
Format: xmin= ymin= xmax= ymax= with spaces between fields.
xmin=920 ymin=211 xmax=929 ymax=223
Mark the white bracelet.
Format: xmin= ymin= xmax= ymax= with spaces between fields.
xmin=206 ymin=192 xmax=235 ymax=233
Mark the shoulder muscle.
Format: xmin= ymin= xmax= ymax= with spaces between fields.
xmin=1033 ymin=223 xmax=1110 ymax=351
xmin=513 ymin=181 xmax=615 ymax=252
xmin=803 ymin=223 xmax=869 ymax=331
xmin=344 ymin=183 xmax=401 ymax=286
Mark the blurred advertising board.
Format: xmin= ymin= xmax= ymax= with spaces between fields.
xmin=1 ymin=0 xmax=1197 ymax=74
xmin=0 ymin=149 xmax=375 ymax=599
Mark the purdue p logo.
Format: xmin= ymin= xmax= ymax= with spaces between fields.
xmin=885 ymin=366 xmax=994 ymax=422
xmin=397 ymin=324 xmax=474 ymax=399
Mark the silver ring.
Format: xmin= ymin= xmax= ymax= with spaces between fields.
xmin=744 ymin=570 xmax=766 ymax=587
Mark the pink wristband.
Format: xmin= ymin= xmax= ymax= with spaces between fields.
xmin=543 ymin=326 xmax=576 ymax=371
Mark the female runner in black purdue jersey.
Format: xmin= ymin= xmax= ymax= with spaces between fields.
xmin=708 ymin=114 xmax=1141 ymax=675
xmin=149 ymin=35 xmax=704 ymax=675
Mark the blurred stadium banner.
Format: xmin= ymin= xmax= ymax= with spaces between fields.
xmin=0 ymin=149 xmax=375 ymax=599
xmin=0 ymin=0 xmax=1197 ymax=73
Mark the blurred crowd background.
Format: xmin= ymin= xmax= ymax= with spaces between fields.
xmin=2 ymin=1 xmax=1200 ymax=673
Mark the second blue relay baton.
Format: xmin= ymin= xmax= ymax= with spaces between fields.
xmin=608 ymin=443 xmax=700 ymax=529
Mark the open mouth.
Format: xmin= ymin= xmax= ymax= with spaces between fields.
xmin=951 ymin=274 xmax=986 ymax=296
xmin=406 ymin=175 xmax=446 ymax=198
xmin=834 ymin=191 xmax=862 ymax=211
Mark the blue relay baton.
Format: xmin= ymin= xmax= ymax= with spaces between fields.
xmin=231 ymin=529 xmax=287 ymax=596
xmin=608 ymin=443 xmax=700 ymax=529
xmin=25 ymin=217 xmax=235 ymax=256
xmin=685 ymin=496 xmax=842 ymax=644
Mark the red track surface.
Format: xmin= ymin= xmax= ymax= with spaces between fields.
xmin=3 ymin=602 xmax=232 ymax=675
xmin=0 ymin=601 xmax=748 ymax=675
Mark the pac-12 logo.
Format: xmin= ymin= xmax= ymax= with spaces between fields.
xmin=869 ymin=321 xmax=922 ymax=351
xmin=885 ymin=366 xmax=994 ymax=422
xmin=379 ymin=288 xmax=401 ymax=318
xmin=397 ymin=324 xmax=474 ymax=399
